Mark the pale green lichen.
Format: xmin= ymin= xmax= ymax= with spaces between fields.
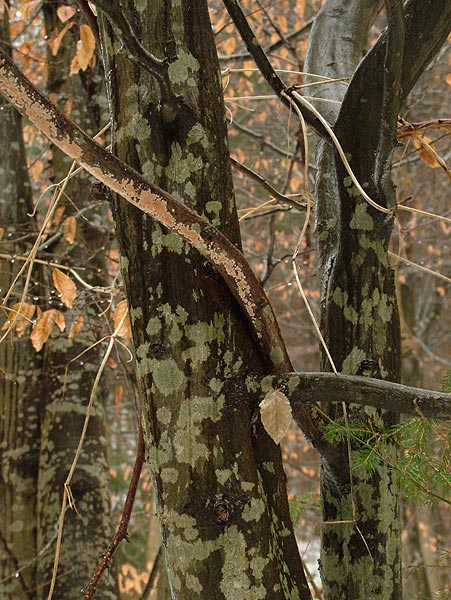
xmin=161 ymin=467 xmax=179 ymax=483
xmin=350 ymin=203 xmax=374 ymax=231
xmin=216 ymin=469 xmax=232 ymax=485
xmin=146 ymin=316 xmax=162 ymax=336
xmin=242 ymin=497 xmax=266 ymax=522
xmin=187 ymin=123 xmax=209 ymax=148
xmin=130 ymin=306 xmax=143 ymax=323
xmin=167 ymin=143 xmax=203 ymax=184
xmin=153 ymin=358 xmax=186 ymax=396
xmin=156 ymin=406 xmax=172 ymax=426
xmin=186 ymin=573 xmax=203 ymax=593
xmin=270 ymin=346 xmax=285 ymax=365
xmin=333 ymin=287 xmax=358 ymax=324
xmin=168 ymin=49 xmax=200 ymax=84
xmin=341 ymin=347 xmax=366 ymax=374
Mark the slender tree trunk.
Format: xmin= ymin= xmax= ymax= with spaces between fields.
xmin=34 ymin=6 xmax=117 ymax=599
xmin=306 ymin=2 xmax=402 ymax=598
xmin=0 ymin=6 xmax=41 ymax=599
xmin=98 ymin=1 xmax=311 ymax=598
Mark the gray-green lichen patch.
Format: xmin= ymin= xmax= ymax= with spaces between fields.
xmin=161 ymin=467 xmax=179 ymax=484
xmin=350 ymin=203 xmax=374 ymax=231
xmin=343 ymin=175 xmax=361 ymax=198
xmin=153 ymin=358 xmax=186 ymax=396
xmin=167 ymin=143 xmax=203 ymax=185
xmin=146 ymin=316 xmax=162 ymax=336
xmin=270 ymin=346 xmax=285 ymax=366
xmin=168 ymin=49 xmax=200 ymax=85
xmin=187 ymin=123 xmax=209 ymax=148
xmin=341 ymin=347 xmax=366 ymax=375
xmin=332 ymin=287 xmax=358 ymax=324
xmin=151 ymin=223 xmax=186 ymax=256
xmin=242 ymin=497 xmax=266 ymax=523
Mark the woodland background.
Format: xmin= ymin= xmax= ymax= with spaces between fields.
xmin=1 ymin=0 xmax=451 ymax=599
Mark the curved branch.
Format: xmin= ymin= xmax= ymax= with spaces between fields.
xmin=88 ymin=0 xmax=169 ymax=88
xmin=0 ymin=47 xmax=289 ymax=374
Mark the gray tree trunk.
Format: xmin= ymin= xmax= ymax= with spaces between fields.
xmin=305 ymin=1 xmax=451 ymax=598
xmin=98 ymin=1 xmax=311 ymax=598
xmin=0 ymin=6 xmax=41 ymax=599
xmin=34 ymin=6 xmax=117 ymax=599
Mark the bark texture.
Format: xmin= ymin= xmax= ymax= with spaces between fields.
xmin=34 ymin=6 xmax=116 ymax=599
xmin=306 ymin=2 xmax=402 ymax=598
xmin=305 ymin=1 xmax=451 ymax=598
xmin=98 ymin=1 xmax=311 ymax=598
xmin=0 ymin=7 xmax=41 ymax=599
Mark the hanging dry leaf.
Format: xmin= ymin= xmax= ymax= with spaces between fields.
xmin=69 ymin=24 xmax=96 ymax=75
xmin=68 ymin=314 xmax=84 ymax=341
xmin=259 ymin=389 xmax=292 ymax=445
xmin=88 ymin=1 xmax=97 ymax=16
xmin=57 ymin=5 xmax=76 ymax=22
xmin=52 ymin=268 xmax=77 ymax=308
xmin=52 ymin=205 xmax=66 ymax=228
xmin=31 ymin=309 xmax=65 ymax=352
xmin=115 ymin=384 xmax=124 ymax=417
xmin=0 ymin=227 xmax=3 ymax=240
xmin=1 ymin=302 xmax=36 ymax=338
xmin=48 ymin=22 xmax=74 ymax=56
xmin=62 ymin=216 xmax=77 ymax=244
xmin=413 ymin=136 xmax=441 ymax=168
xmin=113 ymin=300 xmax=131 ymax=339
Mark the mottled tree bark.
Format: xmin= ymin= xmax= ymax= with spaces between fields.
xmin=0 ymin=6 xmax=41 ymax=599
xmin=305 ymin=1 xmax=451 ymax=598
xmin=98 ymin=1 xmax=311 ymax=598
xmin=34 ymin=6 xmax=117 ymax=599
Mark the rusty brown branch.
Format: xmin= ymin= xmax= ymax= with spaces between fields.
xmin=84 ymin=424 xmax=145 ymax=600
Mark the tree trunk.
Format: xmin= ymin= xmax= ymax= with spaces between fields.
xmin=34 ymin=6 xmax=117 ymax=599
xmin=0 ymin=6 xmax=41 ymax=599
xmin=98 ymin=1 xmax=311 ymax=598
xmin=306 ymin=2 xmax=402 ymax=598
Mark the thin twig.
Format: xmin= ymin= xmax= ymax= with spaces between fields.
xmin=84 ymin=423 xmax=146 ymax=600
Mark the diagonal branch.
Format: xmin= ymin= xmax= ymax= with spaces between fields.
xmin=0 ymin=47 xmax=288 ymax=372
xmin=0 ymin=46 xmax=328 ymax=453
xmin=222 ymin=0 xmax=329 ymax=137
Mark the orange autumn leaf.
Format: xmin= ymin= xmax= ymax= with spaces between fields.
xmin=48 ymin=22 xmax=74 ymax=56
xmin=68 ymin=314 xmax=84 ymax=341
xmin=31 ymin=309 xmax=65 ymax=352
xmin=1 ymin=302 xmax=36 ymax=338
xmin=413 ymin=136 xmax=441 ymax=168
xmin=70 ymin=24 xmax=95 ymax=74
xmin=57 ymin=5 xmax=76 ymax=22
xmin=113 ymin=300 xmax=131 ymax=339
xmin=62 ymin=216 xmax=77 ymax=244
xmin=52 ymin=268 xmax=77 ymax=308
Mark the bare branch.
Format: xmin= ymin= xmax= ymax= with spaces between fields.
xmin=222 ymin=0 xmax=329 ymax=137
xmin=266 ymin=373 xmax=451 ymax=421
xmin=230 ymin=156 xmax=307 ymax=211
xmin=84 ymin=424 xmax=145 ymax=600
